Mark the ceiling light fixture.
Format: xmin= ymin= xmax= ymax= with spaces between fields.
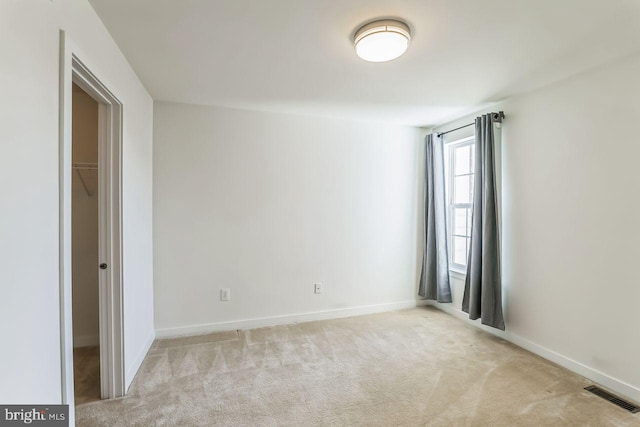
xmin=354 ymin=19 xmax=411 ymax=63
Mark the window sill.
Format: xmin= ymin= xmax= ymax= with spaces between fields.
xmin=449 ymin=268 xmax=466 ymax=280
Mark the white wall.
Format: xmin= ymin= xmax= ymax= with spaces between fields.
xmin=72 ymin=87 xmax=100 ymax=347
xmin=0 ymin=0 xmax=154 ymax=404
xmin=153 ymin=102 xmax=423 ymax=335
xmin=432 ymin=53 xmax=640 ymax=402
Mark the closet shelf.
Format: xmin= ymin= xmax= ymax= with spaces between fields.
xmin=72 ymin=162 xmax=98 ymax=170
xmin=72 ymin=162 xmax=97 ymax=197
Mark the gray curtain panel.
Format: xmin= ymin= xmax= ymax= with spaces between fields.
xmin=418 ymin=134 xmax=452 ymax=303
xmin=462 ymin=114 xmax=505 ymax=330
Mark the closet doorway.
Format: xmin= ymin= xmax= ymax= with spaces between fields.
xmin=59 ymin=35 xmax=125 ymax=412
xmin=71 ymin=83 xmax=101 ymax=404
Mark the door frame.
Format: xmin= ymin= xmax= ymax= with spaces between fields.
xmin=58 ymin=30 xmax=125 ymax=408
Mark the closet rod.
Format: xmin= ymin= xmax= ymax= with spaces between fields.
xmin=72 ymin=162 xmax=98 ymax=171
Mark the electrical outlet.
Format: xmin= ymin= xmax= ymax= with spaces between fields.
xmin=314 ymin=283 xmax=322 ymax=294
xmin=220 ymin=288 xmax=230 ymax=301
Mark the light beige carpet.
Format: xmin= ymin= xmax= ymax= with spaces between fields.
xmin=76 ymin=307 xmax=640 ymax=426
xmin=74 ymin=346 xmax=101 ymax=406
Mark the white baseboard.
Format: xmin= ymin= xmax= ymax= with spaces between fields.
xmin=156 ymin=299 xmax=429 ymax=339
xmin=427 ymin=301 xmax=640 ymax=404
xmin=73 ymin=335 xmax=99 ymax=348
xmin=125 ymin=331 xmax=155 ymax=391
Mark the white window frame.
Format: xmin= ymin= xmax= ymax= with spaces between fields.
xmin=445 ymin=135 xmax=475 ymax=274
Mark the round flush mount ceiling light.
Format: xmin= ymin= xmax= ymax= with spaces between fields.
xmin=354 ymin=19 xmax=411 ymax=62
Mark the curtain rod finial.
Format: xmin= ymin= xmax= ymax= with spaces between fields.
xmin=492 ymin=111 xmax=505 ymax=122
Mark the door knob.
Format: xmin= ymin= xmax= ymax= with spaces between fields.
xmin=99 ymin=263 xmax=108 ymax=270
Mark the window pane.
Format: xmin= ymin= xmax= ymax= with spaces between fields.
xmin=470 ymin=144 xmax=476 ymax=171
xmin=453 ymin=236 xmax=468 ymax=265
xmin=454 ymin=176 xmax=471 ymax=204
xmin=454 ymin=208 xmax=467 ymax=236
xmin=467 ymin=208 xmax=473 ymax=235
xmin=455 ymin=145 xmax=471 ymax=175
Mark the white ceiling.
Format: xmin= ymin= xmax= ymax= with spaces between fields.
xmin=89 ymin=0 xmax=640 ymax=127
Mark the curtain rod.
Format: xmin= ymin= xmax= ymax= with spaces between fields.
xmin=436 ymin=111 xmax=505 ymax=138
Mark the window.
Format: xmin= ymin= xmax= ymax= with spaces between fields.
xmin=445 ymin=136 xmax=475 ymax=273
